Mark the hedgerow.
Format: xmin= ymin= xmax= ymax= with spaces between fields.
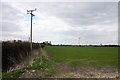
xmin=2 ymin=40 xmax=41 ymax=72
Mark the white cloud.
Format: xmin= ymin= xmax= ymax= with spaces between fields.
xmin=32 ymin=13 xmax=72 ymax=43
xmin=1 ymin=2 xmax=118 ymax=45
xmin=1 ymin=2 xmax=30 ymax=41
xmin=1 ymin=0 xmax=119 ymax=2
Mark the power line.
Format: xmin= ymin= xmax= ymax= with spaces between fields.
xmin=27 ymin=8 xmax=36 ymax=54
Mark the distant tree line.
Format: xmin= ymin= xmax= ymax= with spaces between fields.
xmin=51 ymin=44 xmax=120 ymax=47
xmin=2 ymin=40 xmax=41 ymax=72
xmin=42 ymin=41 xmax=119 ymax=47
xmin=2 ymin=40 xmax=119 ymax=71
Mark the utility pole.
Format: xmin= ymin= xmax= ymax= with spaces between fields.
xmin=27 ymin=8 xmax=36 ymax=54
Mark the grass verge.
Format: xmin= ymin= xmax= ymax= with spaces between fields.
xmin=2 ymin=54 xmax=56 ymax=79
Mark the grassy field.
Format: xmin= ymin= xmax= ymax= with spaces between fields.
xmin=45 ymin=46 xmax=118 ymax=67
xmin=3 ymin=46 xmax=118 ymax=78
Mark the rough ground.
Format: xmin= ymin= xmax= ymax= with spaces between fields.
xmin=20 ymin=49 xmax=119 ymax=78
xmin=54 ymin=64 xmax=119 ymax=78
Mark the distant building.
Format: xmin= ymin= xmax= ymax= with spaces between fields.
xmin=43 ymin=41 xmax=52 ymax=45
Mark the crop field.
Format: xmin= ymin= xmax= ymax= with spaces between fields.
xmin=45 ymin=46 xmax=118 ymax=68
xmin=3 ymin=45 xmax=119 ymax=78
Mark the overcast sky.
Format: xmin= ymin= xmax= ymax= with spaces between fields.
xmin=1 ymin=2 xmax=118 ymax=45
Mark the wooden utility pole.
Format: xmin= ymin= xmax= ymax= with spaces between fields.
xmin=27 ymin=8 xmax=36 ymax=54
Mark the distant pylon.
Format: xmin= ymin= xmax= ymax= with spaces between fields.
xmin=79 ymin=37 xmax=80 ymax=46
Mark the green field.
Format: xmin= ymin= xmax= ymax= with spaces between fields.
xmin=45 ymin=46 xmax=118 ymax=67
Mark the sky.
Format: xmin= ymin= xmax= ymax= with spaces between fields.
xmin=1 ymin=1 xmax=119 ymax=45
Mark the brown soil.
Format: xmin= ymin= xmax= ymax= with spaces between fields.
xmin=54 ymin=64 xmax=119 ymax=78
